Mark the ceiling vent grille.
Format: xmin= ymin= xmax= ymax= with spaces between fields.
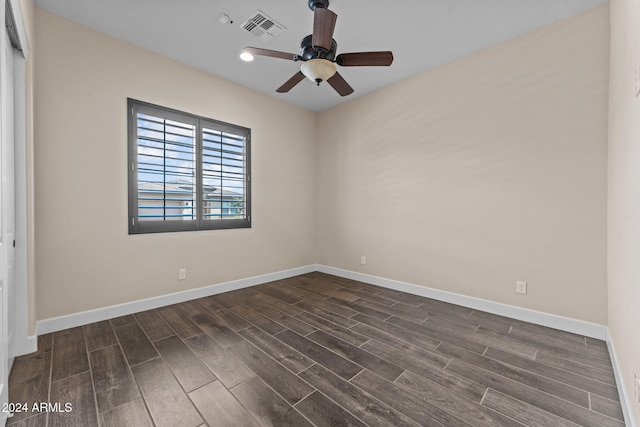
xmin=240 ymin=10 xmax=286 ymax=43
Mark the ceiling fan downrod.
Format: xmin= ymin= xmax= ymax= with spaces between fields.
xmin=308 ymin=0 xmax=329 ymax=11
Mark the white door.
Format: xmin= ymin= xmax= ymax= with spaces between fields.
xmin=0 ymin=18 xmax=16 ymax=425
xmin=3 ymin=24 xmax=14 ymax=357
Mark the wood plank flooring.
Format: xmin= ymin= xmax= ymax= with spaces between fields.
xmin=7 ymin=272 xmax=624 ymax=426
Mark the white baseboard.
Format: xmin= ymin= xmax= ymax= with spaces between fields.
xmin=606 ymin=331 xmax=638 ymax=427
xmin=36 ymin=265 xmax=316 ymax=335
xmin=11 ymin=334 xmax=38 ymax=358
xmin=8 ymin=335 xmax=38 ymax=367
xmin=35 ymin=263 xmax=607 ymax=340
xmin=316 ymin=265 xmax=608 ymax=340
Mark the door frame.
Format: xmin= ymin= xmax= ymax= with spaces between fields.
xmin=6 ymin=0 xmax=34 ymax=358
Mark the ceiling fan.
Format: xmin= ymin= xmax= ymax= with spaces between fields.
xmin=242 ymin=0 xmax=394 ymax=97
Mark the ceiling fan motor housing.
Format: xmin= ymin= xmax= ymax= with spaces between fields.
xmin=308 ymin=0 xmax=330 ymax=11
xmin=300 ymin=34 xmax=337 ymax=60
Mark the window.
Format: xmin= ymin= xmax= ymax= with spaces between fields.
xmin=128 ymin=99 xmax=251 ymax=234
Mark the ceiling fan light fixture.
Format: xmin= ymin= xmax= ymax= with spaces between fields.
xmin=301 ymin=58 xmax=336 ymax=85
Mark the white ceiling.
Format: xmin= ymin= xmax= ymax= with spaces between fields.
xmin=34 ymin=0 xmax=606 ymax=112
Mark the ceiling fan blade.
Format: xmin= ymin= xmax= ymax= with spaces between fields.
xmin=336 ymin=51 xmax=394 ymax=67
xmin=327 ymin=72 xmax=354 ymax=97
xmin=312 ymin=7 xmax=337 ymax=51
xmin=243 ymin=47 xmax=297 ymax=61
xmin=276 ymin=71 xmax=306 ymax=93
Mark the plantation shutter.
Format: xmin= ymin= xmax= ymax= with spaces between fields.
xmin=201 ymin=123 xmax=249 ymax=221
xmin=129 ymin=99 xmax=250 ymax=234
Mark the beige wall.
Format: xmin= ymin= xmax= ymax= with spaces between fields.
xmin=608 ymin=0 xmax=640 ymax=424
xmin=34 ymin=5 xmax=611 ymax=327
xmin=34 ymin=9 xmax=316 ymax=320
xmin=316 ymin=5 xmax=609 ymax=324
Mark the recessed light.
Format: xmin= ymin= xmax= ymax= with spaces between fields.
xmin=240 ymin=52 xmax=254 ymax=62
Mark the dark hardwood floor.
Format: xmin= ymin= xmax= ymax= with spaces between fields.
xmin=8 ymin=272 xmax=625 ymax=426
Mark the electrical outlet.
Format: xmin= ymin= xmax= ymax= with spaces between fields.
xmin=360 ymin=256 xmax=366 ymax=265
xmin=178 ymin=268 xmax=187 ymax=280
xmin=516 ymin=281 xmax=527 ymax=294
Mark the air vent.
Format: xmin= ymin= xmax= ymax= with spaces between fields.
xmin=240 ymin=10 xmax=286 ymax=43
